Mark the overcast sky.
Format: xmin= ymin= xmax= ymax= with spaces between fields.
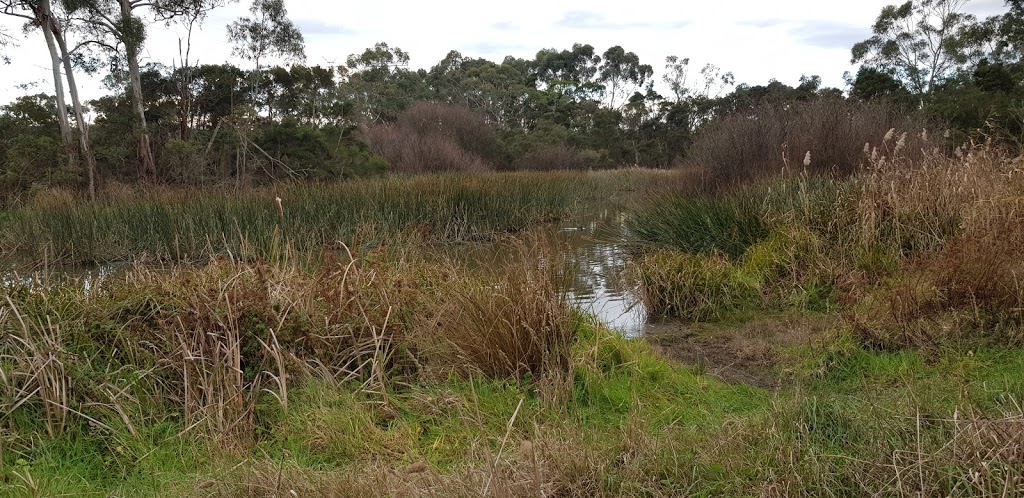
xmin=0 ymin=0 xmax=1010 ymax=107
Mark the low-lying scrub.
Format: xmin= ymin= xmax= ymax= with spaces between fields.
xmin=364 ymin=102 xmax=499 ymax=174
xmin=632 ymin=135 xmax=1024 ymax=348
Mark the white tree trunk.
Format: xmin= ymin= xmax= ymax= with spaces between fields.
xmin=49 ymin=7 xmax=97 ymax=200
xmin=120 ymin=0 xmax=157 ymax=181
xmin=38 ymin=2 xmax=76 ymax=170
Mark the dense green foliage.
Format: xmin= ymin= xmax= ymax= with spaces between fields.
xmin=1 ymin=0 xmax=1022 ymax=199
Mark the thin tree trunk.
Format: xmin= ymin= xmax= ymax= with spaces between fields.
xmin=50 ymin=11 xmax=96 ymax=201
xmin=121 ymin=0 xmax=156 ymax=182
xmin=38 ymin=3 xmax=76 ymax=170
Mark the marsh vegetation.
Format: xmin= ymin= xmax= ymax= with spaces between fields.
xmin=2 ymin=0 xmax=1024 ymax=495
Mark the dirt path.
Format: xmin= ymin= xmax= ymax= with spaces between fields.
xmin=645 ymin=314 xmax=837 ymax=390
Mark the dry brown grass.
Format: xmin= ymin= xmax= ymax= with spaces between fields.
xmin=0 ymin=298 xmax=69 ymax=437
xmin=419 ymin=240 xmax=576 ymax=380
xmin=0 ymin=248 xmax=428 ymax=448
xmin=839 ymin=142 xmax=1024 ymax=348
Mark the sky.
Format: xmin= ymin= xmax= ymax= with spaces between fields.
xmin=0 ymin=0 xmax=1011 ymax=107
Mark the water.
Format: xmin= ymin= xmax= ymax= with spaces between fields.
xmin=3 ymin=210 xmax=653 ymax=336
xmin=1 ymin=262 xmax=124 ymax=295
xmin=554 ymin=210 xmax=649 ymax=337
xmin=437 ymin=208 xmax=651 ymax=337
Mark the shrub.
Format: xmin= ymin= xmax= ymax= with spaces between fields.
xmin=633 ymin=250 xmax=759 ymax=321
xmin=365 ymin=102 xmax=498 ymax=174
xmin=256 ymin=121 xmax=387 ymax=180
xmin=689 ymin=98 xmax=935 ymax=184
xmin=1 ymin=135 xmax=77 ymax=193
xmin=396 ymin=102 xmax=499 ymax=162
xmin=512 ymin=145 xmax=610 ymax=171
xmin=161 ymin=138 xmax=208 ymax=184
xmin=364 ymin=124 xmax=490 ymax=174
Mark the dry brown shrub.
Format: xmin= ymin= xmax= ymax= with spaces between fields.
xmin=513 ymin=145 xmax=595 ymax=171
xmin=397 ymin=102 xmax=499 ymax=161
xmin=364 ymin=102 xmax=497 ymax=174
xmin=690 ymin=98 xmax=934 ymax=184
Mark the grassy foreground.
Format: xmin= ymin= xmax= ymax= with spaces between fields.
xmin=3 ymin=251 xmax=1022 ymax=497
xmin=2 ymin=164 xmax=1023 ymax=496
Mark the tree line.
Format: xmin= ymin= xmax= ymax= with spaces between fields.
xmin=0 ymin=0 xmax=1021 ymax=199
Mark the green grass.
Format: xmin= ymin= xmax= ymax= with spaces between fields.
xmin=5 ymin=318 xmax=1022 ymax=496
xmin=627 ymin=184 xmax=777 ymax=259
xmin=0 ymin=170 xmax=655 ymax=266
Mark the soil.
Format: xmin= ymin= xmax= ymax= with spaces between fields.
xmin=645 ymin=314 xmax=838 ymax=390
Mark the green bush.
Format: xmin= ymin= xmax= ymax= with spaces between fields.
xmin=634 ymin=250 xmax=759 ymax=321
xmin=1 ymin=135 xmax=78 ymax=192
xmin=628 ymin=190 xmax=768 ymax=259
xmin=257 ymin=121 xmax=387 ymax=180
xmin=161 ymin=139 xmax=208 ymax=184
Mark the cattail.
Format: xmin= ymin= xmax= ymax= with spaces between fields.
xmin=883 ymin=128 xmax=896 ymax=142
xmin=803 ymin=151 xmax=812 ymax=167
xmin=920 ymin=128 xmax=928 ymax=142
xmin=863 ymin=142 xmax=871 ymax=155
xmin=275 ymin=196 xmax=284 ymax=218
xmin=871 ymin=147 xmax=878 ymax=162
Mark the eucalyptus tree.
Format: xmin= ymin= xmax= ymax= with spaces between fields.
xmin=852 ymin=0 xmax=985 ymax=95
xmin=77 ymin=0 xmax=231 ymax=181
xmin=988 ymin=0 xmax=1023 ymax=64
xmin=427 ymin=51 xmax=535 ymax=128
xmin=1 ymin=0 xmax=97 ymax=197
xmin=227 ymin=0 xmax=304 ymax=72
xmin=597 ymin=46 xmax=652 ymax=109
xmin=343 ymin=42 xmax=428 ymax=122
xmin=2 ymin=0 xmax=73 ymax=163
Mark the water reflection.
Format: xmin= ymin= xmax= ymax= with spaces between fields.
xmin=2 ymin=263 xmax=124 ymax=295
xmin=437 ymin=208 xmax=651 ymax=337
xmin=554 ymin=210 xmax=648 ymax=337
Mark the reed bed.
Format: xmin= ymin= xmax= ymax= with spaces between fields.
xmin=0 ymin=170 xmax=652 ymax=266
xmin=630 ymin=133 xmax=1024 ymax=348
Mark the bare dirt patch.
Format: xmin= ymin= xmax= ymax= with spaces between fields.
xmin=645 ymin=314 xmax=838 ymax=390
